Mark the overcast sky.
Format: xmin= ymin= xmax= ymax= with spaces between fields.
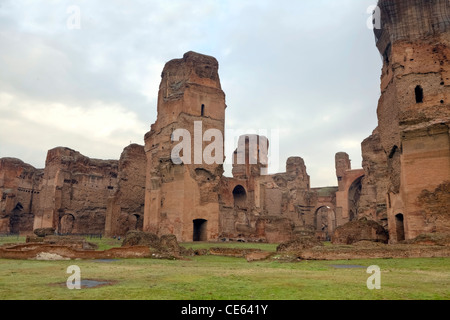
xmin=0 ymin=0 xmax=382 ymax=187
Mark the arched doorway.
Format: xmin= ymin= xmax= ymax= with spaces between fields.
xmin=233 ymin=185 xmax=247 ymax=208
xmin=126 ymin=214 xmax=143 ymax=232
xmin=134 ymin=214 xmax=143 ymax=230
xmin=314 ymin=206 xmax=336 ymax=241
xmin=193 ymin=219 xmax=207 ymax=242
xmin=348 ymin=176 xmax=363 ymax=221
xmin=395 ymin=213 xmax=405 ymax=242
xmin=9 ymin=203 xmax=23 ymax=234
xmin=60 ymin=214 xmax=75 ymax=234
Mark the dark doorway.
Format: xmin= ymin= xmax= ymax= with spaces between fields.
xmin=415 ymin=85 xmax=423 ymax=103
xmin=395 ymin=214 xmax=405 ymax=242
xmin=134 ymin=214 xmax=143 ymax=230
xmin=9 ymin=203 xmax=24 ymax=234
xmin=193 ymin=219 xmax=207 ymax=242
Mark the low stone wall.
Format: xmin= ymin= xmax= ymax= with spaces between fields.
xmin=0 ymin=243 xmax=151 ymax=260
xmin=208 ymin=247 xmax=261 ymax=258
xmin=2 ymin=242 xmax=449 ymax=261
xmin=292 ymin=244 xmax=450 ymax=260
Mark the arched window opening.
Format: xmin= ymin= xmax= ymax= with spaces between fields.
xmin=415 ymin=85 xmax=424 ymax=103
xmin=134 ymin=214 xmax=143 ymax=230
xmin=233 ymin=185 xmax=247 ymax=208
xmin=201 ymin=104 xmax=205 ymax=117
xmin=348 ymin=176 xmax=363 ymax=221
xmin=395 ymin=214 xmax=405 ymax=242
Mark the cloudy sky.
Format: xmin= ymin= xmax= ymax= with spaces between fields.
xmin=0 ymin=0 xmax=382 ymax=187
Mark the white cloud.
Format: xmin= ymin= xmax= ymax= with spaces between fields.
xmin=0 ymin=91 xmax=147 ymax=166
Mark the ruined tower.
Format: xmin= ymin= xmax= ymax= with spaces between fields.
xmin=143 ymin=52 xmax=226 ymax=242
xmin=372 ymin=0 xmax=450 ymax=241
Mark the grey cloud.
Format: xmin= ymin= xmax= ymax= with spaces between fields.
xmin=0 ymin=0 xmax=382 ymax=187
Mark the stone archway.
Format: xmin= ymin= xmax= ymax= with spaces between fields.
xmin=126 ymin=214 xmax=143 ymax=232
xmin=314 ymin=206 xmax=336 ymax=241
xmin=60 ymin=214 xmax=75 ymax=234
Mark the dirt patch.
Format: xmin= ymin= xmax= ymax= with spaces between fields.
xmin=245 ymin=251 xmax=273 ymax=262
xmin=276 ymin=237 xmax=324 ymax=252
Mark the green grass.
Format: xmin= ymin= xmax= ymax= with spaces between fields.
xmin=0 ymin=240 xmax=448 ymax=300
xmin=0 ymin=235 xmax=25 ymax=246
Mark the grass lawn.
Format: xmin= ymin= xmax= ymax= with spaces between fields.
xmin=0 ymin=237 xmax=449 ymax=300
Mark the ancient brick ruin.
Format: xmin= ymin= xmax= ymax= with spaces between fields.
xmin=1 ymin=0 xmax=449 ymax=244
xmin=362 ymin=0 xmax=450 ymax=242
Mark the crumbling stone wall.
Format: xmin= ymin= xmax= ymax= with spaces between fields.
xmin=105 ymin=144 xmax=146 ymax=237
xmin=368 ymin=0 xmax=450 ymax=241
xmin=219 ymin=148 xmax=336 ymax=243
xmin=334 ymin=152 xmax=365 ymax=224
xmin=33 ymin=147 xmax=119 ymax=234
xmin=0 ymin=158 xmax=42 ymax=234
xmin=358 ymin=128 xmax=389 ymax=229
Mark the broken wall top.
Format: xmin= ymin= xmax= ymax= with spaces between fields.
xmin=160 ymin=51 xmax=222 ymax=95
xmin=44 ymin=147 xmax=118 ymax=179
xmin=375 ymin=0 xmax=450 ymax=55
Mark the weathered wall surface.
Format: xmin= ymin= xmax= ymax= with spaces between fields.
xmin=219 ymin=151 xmax=338 ymax=243
xmin=0 ymin=158 xmax=42 ymax=234
xmin=33 ymin=147 xmax=119 ymax=234
xmin=358 ymin=128 xmax=389 ymax=229
xmin=370 ymin=0 xmax=450 ymax=241
xmin=105 ymin=144 xmax=146 ymax=237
